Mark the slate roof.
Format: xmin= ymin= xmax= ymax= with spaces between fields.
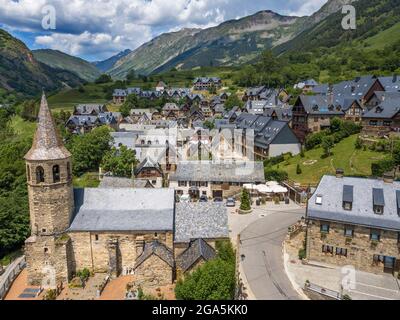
xmin=363 ymin=98 xmax=400 ymax=119
xmin=135 ymin=156 xmax=162 ymax=175
xmin=176 ymin=239 xmax=216 ymax=271
xmin=170 ymin=160 xmax=265 ymax=183
xmin=235 ymin=113 xmax=298 ymax=149
xmin=378 ymin=75 xmax=400 ymax=92
xmin=263 ymin=107 xmax=292 ymax=122
xmin=174 ymin=203 xmax=229 ymax=243
xmin=99 ymin=177 xmax=134 ymax=189
xmin=25 ymin=94 xmax=71 ymax=161
xmin=135 ymin=241 xmax=174 ymax=269
xmin=69 ymin=188 xmax=175 ymax=232
xmin=74 ymin=104 xmax=106 ymax=115
xmin=307 ymin=175 xmax=400 ymax=231
xmin=312 ymin=75 xmax=379 ymax=98
xmin=297 ymin=95 xmax=344 ymax=115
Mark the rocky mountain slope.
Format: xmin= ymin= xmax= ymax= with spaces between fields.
xmin=0 ymin=29 xmax=84 ymax=97
xmin=109 ymin=0 xmax=357 ymax=78
xmin=33 ymin=49 xmax=101 ymax=82
xmin=92 ymin=49 xmax=132 ymax=72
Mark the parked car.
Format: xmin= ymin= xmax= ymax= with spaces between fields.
xmin=199 ymin=195 xmax=208 ymax=202
xmin=226 ymin=198 xmax=236 ymax=207
xmin=180 ymin=194 xmax=191 ymax=203
xmin=213 ymin=197 xmax=223 ymax=203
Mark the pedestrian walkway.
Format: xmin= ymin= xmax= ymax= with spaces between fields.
xmin=284 ymin=247 xmax=400 ymax=300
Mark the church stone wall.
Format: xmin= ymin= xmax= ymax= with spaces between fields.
xmin=135 ymin=255 xmax=173 ymax=288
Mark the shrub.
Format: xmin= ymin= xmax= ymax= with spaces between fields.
xmin=43 ymin=289 xmax=57 ymax=300
xmin=296 ymin=164 xmax=302 ymax=175
xmin=305 ymin=131 xmax=328 ymax=150
xmin=264 ymin=169 xmax=288 ymax=182
xmin=76 ymin=268 xmax=91 ymax=282
xmin=371 ymin=159 xmax=395 ymax=177
xmin=355 ymin=137 xmax=363 ymax=149
xmin=175 ymin=259 xmax=235 ymax=300
xmin=298 ymin=248 xmax=306 ymax=260
xmin=240 ymin=188 xmax=251 ymax=211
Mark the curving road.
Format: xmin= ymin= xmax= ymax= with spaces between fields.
xmin=239 ymin=208 xmax=305 ymax=300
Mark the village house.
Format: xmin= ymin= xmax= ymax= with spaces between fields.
xmin=162 ymin=103 xmax=180 ymax=117
xmin=134 ymin=157 xmax=164 ymax=188
xmin=362 ymin=93 xmax=400 ymax=136
xmin=291 ymin=95 xmax=345 ymax=142
xmin=223 ymin=106 xmax=242 ymax=124
xmin=156 ymin=81 xmax=167 ymax=92
xmin=169 ymin=160 xmax=265 ymax=199
xmin=193 ymin=77 xmax=222 ymax=91
xmin=306 ymin=173 xmax=400 ymax=274
xmin=294 ymin=79 xmax=319 ymax=93
xmin=23 ymin=94 xmax=228 ymax=289
xmin=66 ymin=112 xmax=120 ymax=134
xmin=263 ymin=107 xmax=292 ymax=123
xmin=235 ymin=113 xmax=301 ymax=159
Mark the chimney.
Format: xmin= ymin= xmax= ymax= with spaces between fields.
xmin=336 ymin=168 xmax=344 ymax=178
xmin=383 ymin=171 xmax=395 ymax=183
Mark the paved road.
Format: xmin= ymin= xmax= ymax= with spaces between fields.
xmin=239 ymin=208 xmax=305 ymax=300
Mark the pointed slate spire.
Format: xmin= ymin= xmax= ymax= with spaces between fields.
xmin=25 ymin=93 xmax=71 ymax=161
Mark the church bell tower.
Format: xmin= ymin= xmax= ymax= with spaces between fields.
xmin=24 ymin=93 xmax=74 ymax=287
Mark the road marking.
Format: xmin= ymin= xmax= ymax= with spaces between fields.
xmin=262 ymin=250 xmax=289 ymax=299
xmin=356 ymin=282 xmax=400 ymax=293
xmin=348 ymin=289 xmax=395 ymax=300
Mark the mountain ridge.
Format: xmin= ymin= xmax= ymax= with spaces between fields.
xmin=33 ymin=49 xmax=101 ymax=82
xmin=108 ymin=1 xmax=356 ymax=78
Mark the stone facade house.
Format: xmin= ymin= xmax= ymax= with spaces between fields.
xmin=23 ymin=94 xmax=229 ymax=290
xmin=306 ymin=174 xmax=400 ymax=274
xmin=291 ymin=95 xmax=345 ymax=142
xmin=362 ymin=92 xmax=400 ymax=136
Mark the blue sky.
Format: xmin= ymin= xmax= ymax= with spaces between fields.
xmin=0 ymin=0 xmax=328 ymax=61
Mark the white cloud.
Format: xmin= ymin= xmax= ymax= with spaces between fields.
xmin=0 ymin=0 xmax=328 ymax=60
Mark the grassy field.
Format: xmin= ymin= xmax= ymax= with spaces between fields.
xmin=9 ymin=115 xmax=36 ymax=140
xmin=47 ymin=83 xmax=109 ymax=111
xmin=46 ymin=66 xmax=239 ymax=111
xmin=272 ymin=135 xmax=389 ymax=185
xmin=364 ymin=22 xmax=400 ymax=51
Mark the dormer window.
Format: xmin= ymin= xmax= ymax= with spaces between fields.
xmin=373 ymin=188 xmax=384 ymax=215
xmin=315 ymin=195 xmax=323 ymax=205
xmin=342 ymin=185 xmax=353 ymax=211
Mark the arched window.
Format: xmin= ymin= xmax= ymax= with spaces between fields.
xmin=36 ymin=166 xmax=45 ymax=183
xmin=26 ymin=165 xmax=30 ymax=181
xmin=53 ymin=165 xmax=60 ymax=183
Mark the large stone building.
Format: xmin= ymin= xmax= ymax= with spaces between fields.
xmin=306 ymin=174 xmax=400 ymax=274
xmin=23 ymin=94 xmax=229 ymax=289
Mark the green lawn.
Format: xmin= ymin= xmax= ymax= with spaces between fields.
xmin=272 ymin=135 xmax=389 ymax=185
xmin=9 ymin=115 xmax=36 ymax=140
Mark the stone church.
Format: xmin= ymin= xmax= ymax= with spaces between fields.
xmin=24 ymin=94 xmax=229 ymax=289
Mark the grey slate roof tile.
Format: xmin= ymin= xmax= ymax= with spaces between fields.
xmin=174 ymin=203 xmax=229 ymax=243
